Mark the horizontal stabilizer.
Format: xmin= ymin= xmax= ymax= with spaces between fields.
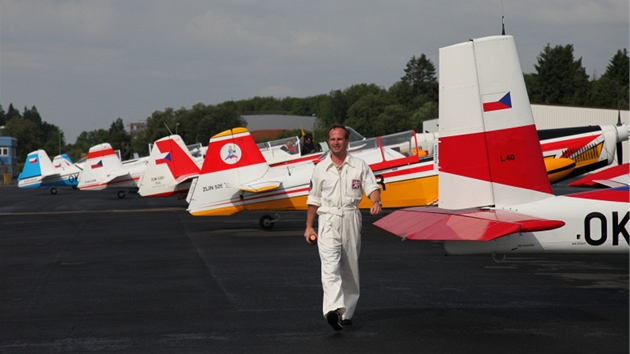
xmin=172 ymin=173 xmax=200 ymax=186
xmin=238 ymin=181 xmax=281 ymax=193
xmin=374 ymin=207 xmax=565 ymax=241
xmin=568 ymin=163 xmax=629 ymax=187
xmin=103 ymin=172 xmax=130 ymax=184
xmin=40 ymin=173 xmax=62 ymax=183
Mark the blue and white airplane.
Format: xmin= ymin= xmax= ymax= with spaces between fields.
xmin=17 ymin=150 xmax=83 ymax=194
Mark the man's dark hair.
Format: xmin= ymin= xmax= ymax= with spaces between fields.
xmin=304 ymin=133 xmax=313 ymax=140
xmin=328 ymin=125 xmax=349 ymax=139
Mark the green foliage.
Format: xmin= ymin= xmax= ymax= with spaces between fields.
xmin=4 ymin=117 xmax=39 ymax=162
xmin=528 ymin=44 xmax=590 ymax=105
xmin=588 ymin=49 xmax=629 ymax=109
xmin=410 ymin=101 xmax=439 ymax=133
xmin=2 ymin=43 xmax=627 ymax=163
xmin=392 ymin=54 xmax=438 ymax=109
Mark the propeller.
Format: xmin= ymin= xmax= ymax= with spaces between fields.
xmin=616 ymin=109 xmax=623 ymax=165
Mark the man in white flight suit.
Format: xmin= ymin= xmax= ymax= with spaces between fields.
xmin=304 ymin=125 xmax=382 ymax=331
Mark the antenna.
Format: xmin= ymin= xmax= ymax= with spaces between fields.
xmin=501 ymin=1 xmax=506 ymax=35
xmin=164 ymin=122 xmax=173 ymax=135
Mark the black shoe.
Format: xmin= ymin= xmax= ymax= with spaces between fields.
xmin=326 ymin=310 xmax=343 ymax=331
xmin=342 ymin=319 xmax=352 ymax=326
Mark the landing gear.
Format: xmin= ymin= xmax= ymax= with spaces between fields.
xmin=259 ymin=212 xmax=281 ymax=230
xmin=117 ymin=190 xmax=127 ymax=199
xmin=50 ymin=188 xmax=57 ymax=195
xmin=492 ymin=253 xmax=506 ymax=264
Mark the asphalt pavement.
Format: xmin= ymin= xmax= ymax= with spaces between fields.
xmin=0 ymin=185 xmax=627 ymax=353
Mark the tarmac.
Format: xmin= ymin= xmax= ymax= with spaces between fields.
xmin=0 ymin=185 xmax=628 ymax=354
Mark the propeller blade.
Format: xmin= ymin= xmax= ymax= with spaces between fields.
xmin=617 ymin=141 xmax=623 ymax=165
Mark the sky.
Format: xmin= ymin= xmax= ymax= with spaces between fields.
xmin=1 ymin=0 xmax=628 ymax=143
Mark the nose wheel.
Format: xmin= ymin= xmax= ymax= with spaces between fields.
xmin=117 ymin=190 xmax=127 ymax=199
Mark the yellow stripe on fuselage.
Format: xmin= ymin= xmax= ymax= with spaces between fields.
xmin=190 ymin=175 xmax=439 ymax=216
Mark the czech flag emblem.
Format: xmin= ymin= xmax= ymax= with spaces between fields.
xmin=483 ymin=92 xmax=512 ymax=112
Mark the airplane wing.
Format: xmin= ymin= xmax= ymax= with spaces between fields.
xmin=237 ymin=181 xmax=281 ymax=193
xmin=40 ymin=173 xmax=62 ymax=183
xmin=374 ymin=207 xmax=565 ymax=241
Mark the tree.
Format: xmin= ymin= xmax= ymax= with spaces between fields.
xmin=393 ymin=54 xmax=438 ymax=109
xmin=588 ymin=49 xmax=629 ymax=109
xmin=410 ymin=101 xmax=439 ymax=133
xmin=529 ymin=44 xmax=590 ymax=105
xmin=108 ymin=117 xmax=132 ymax=154
xmin=3 ymin=117 xmax=38 ymax=163
xmin=5 ymin=103 xmax=21 ymax=122
xmin=345 ymin=92 xmax=396 ymax=136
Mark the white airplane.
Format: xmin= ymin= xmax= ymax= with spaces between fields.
xmin=17 ymin=150 xmax=83 ymax=194
xmin=374 ymin=35 xmax=629 ymax=256
xmin=77 ymin=143 xmax=149 ymax=198
xmin=185 ymin=127 xmax=439 ymax=228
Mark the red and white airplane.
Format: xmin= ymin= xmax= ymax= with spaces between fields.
xmin=185 ymin=127 xmax=439 ymax=228
xmin=374 ymin=35 xmax=629 ymax=256
xmin=137 ymin=135 xmax=205 ymax=198
xmin=77 ymin=143 xmax=149 ymax=198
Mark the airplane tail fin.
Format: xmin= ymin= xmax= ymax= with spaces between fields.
xmin=200 ymin=127 xmax=269 ymax=175
xmin=18 ymin=150 xmax=55 ymax=186
xmin=51 ymin=153 xmax=71 ymax=168
xmin=437 ymin=35 xmax=552 ymax=209
xmin=138 ymin=135 xmax=201 ymax=197
xmin=187 ymin=128 xmax=279 ymax=216
xmin=78 ymin=143 xmax=125 ymax=190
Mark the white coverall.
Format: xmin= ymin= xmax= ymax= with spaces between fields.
xmin=306 ymin=154 xmax=379 ymax=320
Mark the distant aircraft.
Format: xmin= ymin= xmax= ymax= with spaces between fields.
xmin=137 ymin=135 xmax=204 ymax=198
xmin=17 ymin=150 xmax=83 ymax=194
xmin=185 ymin=127 xmax=439 ymax=228
xmin=138 ymin=128 xmax=367 ymax=199
xmin=568 ymin=163 xmax=630 ymax=188
xmin=374 ymin=35 xmax=629 ymax=256
xmin=77 ymin=143 xmax=149 ymax=198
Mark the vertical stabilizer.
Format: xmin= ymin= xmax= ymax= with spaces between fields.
xmin=18 ymin=150 xmax=54 ymax=187
xmin=138 ymin=135 xmax=201 ymax=197
xmin=78 ymin=143 xmax=124 ymax=190
xmin=187 ymin=128 xmax=277 ymax=216
xmin=438 ymin=36 xmax=552 ymax=209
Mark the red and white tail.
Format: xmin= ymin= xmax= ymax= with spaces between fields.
xmin=437 ymin=36 xmax=552 ymax=209
xmin=78 ymin=143 xmax=125 ymax=190
xmin=187 ymin=128 xmax=280 ymax=216
xmin=138 ymin=135 xmax=202 ymax=197
xmin=199 ymin=127 xmax=268 ymax=175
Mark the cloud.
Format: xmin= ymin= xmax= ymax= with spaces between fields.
xmin=1 ymin=0 xmax=628 ymax=143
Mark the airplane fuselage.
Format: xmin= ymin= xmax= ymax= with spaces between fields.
xmin=443 ymin=189 xmax=630 ymax=255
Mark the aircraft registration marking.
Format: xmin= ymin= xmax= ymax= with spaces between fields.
xmin=202 ymin=183 xmax=225 ymax=192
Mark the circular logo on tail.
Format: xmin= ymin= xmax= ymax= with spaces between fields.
xmin=220 ymin=143 xmax=242 ymax=164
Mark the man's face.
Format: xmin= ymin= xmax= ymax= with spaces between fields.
xmin=328 ymin=128 xmax=348 ymax=155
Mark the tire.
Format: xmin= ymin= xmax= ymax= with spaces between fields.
xmin=259 ymin=215 xmax=275 ymax=230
